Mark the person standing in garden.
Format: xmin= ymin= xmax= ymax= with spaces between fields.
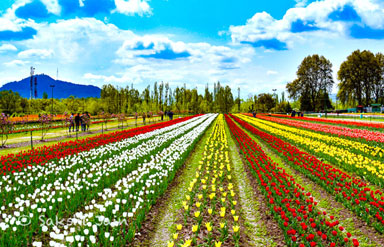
xmin=69 ymin=113 xmax=74 ymax=132
xmin=75 ymin=113 xmax=80 ymax=132
xmin=86 ymin=112 xmax=91 ymax=131
xmin=134 ymin=112 xmax=138 ymax=126
xmin=169 ymin=110 xmax=174 ymax=120
xmin=142 ymin=112 xmax=146 ymax=125
xmin=80 ymin=113 xmax=85 ymax=131
xmin=159 ymin=111 xmax=164 ymax=121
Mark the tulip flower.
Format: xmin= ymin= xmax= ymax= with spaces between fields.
xmin=205 ymin=222 xmax=212 ymax=232
xmin=192 ymin=225 xmax=198 ymax=233
xmin=214 ymin=241 xmax=222 ymax=247
xmin=167 ymin=241 xmax=174 ymax=247
xmin=232 ymin=225 xmax=239 ymax=233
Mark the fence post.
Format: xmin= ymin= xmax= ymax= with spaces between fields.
xmin=30 ymin=131 xmax=33 ymax=150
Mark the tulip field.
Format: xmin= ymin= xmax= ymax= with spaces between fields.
xmin=3 ymin=113 xmax=384 ymax=246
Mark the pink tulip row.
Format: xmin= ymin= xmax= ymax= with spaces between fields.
xmin=254 ymin=114 xmax=384 ymax=143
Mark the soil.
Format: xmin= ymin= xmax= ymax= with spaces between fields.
xmin=128 ymin=165 xmax=185 ymax=246
xmin=2 ymin=121 xmax=155 ymax=149
xmin=235 ymin=142 xmax=287 ymax=247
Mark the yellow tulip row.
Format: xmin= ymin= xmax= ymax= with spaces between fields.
xmin=236 ymin=114 xmax=384 ymax=185
xmin=255 ymin=116 xmax=383 ymax=158
xmin=168 ymin=114 xmax=240 ymax=247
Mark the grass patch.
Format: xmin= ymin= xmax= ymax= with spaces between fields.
xmin=225 ymin=121 xmax=278 ymax=247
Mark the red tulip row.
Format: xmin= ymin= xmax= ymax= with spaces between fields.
xmin=0 ymin=115 xmax=199 ymax=175
xmin=225 ymin=115 xmax=358 ymax=247
xmin=231 ymin=114 xmax=384 ymax=234
xmin=250 ymin=114 xmax=384 ymax=144
xmin=265 ymin=113 xmax=384 ymax=129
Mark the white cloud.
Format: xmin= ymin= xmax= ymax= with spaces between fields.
xmin=295 ymin=0 xmax=309 ymax=7
xmin=0 ymin=0 xmax=43 ymax=33
xmin=113 ymin=0 xmax=151 ymax=16
xmin=4 ymin=59 xmax=29 ymax=67
xmin=267 ymin=70 xmax=278 ymax=75
xmin=18 ymin=49 xmax=53 ymax=59
xmin=4 ymin=17 xmax=253 ymax=88
xmin=229 ymin=0 xmax=384 ymax=50
xmin=22 ymin=18 xmax=135 ymax=63
xmin=40 ymin=0 xmax=61 ymax=15
xmin=0 ymin=13 xmax=279 ymax=96
xmin=0 ymin=44 xmax=18 ymax=52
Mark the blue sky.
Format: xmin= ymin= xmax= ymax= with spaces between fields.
xmin=0 ymin=0 xmax=384 ymax=98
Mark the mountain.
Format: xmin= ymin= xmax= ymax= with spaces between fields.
xmin=0 ymin=74 xmax=101 ymax=99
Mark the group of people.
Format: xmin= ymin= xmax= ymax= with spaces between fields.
xmin=164 ymin=110 xmax=174 ymax=120
xmin=69 ymin=112 xmax=91 ymax=132
xmin=135 ymin=110 xmax=175 ymax=124
xmin=291 ymin=110 xmax=304 ymax=117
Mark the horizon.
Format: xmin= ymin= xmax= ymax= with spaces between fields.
xmin=0 ymin=0 xmax=384 ymax=98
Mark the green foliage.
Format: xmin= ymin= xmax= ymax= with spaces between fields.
xmin=287 ymin=54 xmax=334 ymax=111
xmin=214 ymin=84 xmax=234 ymax=113
xmin=338 ymin=50 xmax=383 ymax=106
xmin=0 ymin=90 xmax=23 ymax=114
xmin=42 ymin=92 xmax=48 ymax=99
xmin=274 ymin=101 xmax=292 ymax=113
xmin=256 ymin=93 xmax=275 ymax=112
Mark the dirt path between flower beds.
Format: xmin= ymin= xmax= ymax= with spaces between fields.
xmin=129 ymin=119 xmax=216 ymax=247
xmin=239 ymin=123 xmax=384 ymax=247
xmin=1 ymin=120 xmax=162 ymax=150
xmin=225 ymin=123 xmax=282 ymax=247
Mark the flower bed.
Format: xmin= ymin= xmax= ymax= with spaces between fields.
xmin=0 ymin=114 xmax=216 ymax=246
xmin=265 ymin=113 xmax=384 ymax=129
xmin=232 ymin=113 xmax=384 ymax=235
xmin=238 ymin=114 xmax=384 ymax=187
xmin=255 ymin=114 xmax=384 ymax=144
xmin=226 ymin=114 xmax=357 ymax=247
xmin=0 ymin=115 xmax=199 ymax=175
xmin=168 ymin=114 xmax=242 ymax=247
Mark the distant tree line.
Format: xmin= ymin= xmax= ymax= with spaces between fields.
xmin=239 ymin=92 xmax=292 ymax=114
xmin=0 ymin=82 xmax=237 ymax=115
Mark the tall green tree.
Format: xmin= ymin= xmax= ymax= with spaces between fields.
xmin=159 ymin=82 xmax=164 ymax=111
xmin=375 ymin=52 xmax=384 ymax=104
xmin=256 ymin=93 xmax=275 ymax=112
xmin=0 ymin=90 xmax=22 ymax=114
xmin=338 ymin=50 xmax=382 ymax=106
xmin=215 ymin=84 xmax=234 ymax=113
xmin=287 ymin=54 xmax=334 ymax=111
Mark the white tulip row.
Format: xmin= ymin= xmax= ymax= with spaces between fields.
xmin=1 ymin=116 xmax=203 ymax=219
xmin=44 ymin=114 xmax=217 ymax=247
xmin=0 ymin=114 xmax=214 ymax=246
xmin=1 ymin=115 xmax=202 ymax=197
xmin=1 ymin=115 xmax=208 ymax=225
